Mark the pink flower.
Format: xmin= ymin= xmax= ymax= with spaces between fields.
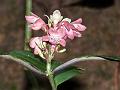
xmin=29 ymin=37 xmax=41 ymax=54
xmin=29 ymin=37 xmax=46 ymax=59
xmin=25 ymin=13 xmax=47 ymax=30
xmin=71 ymin=18 xmax=86 ymax=31
xmin=60 ymin=21 xmax=76 ymax=39
xmin=58 ymin=18 xmax=86 ymax=40
xmin=42 ymin=27 xmax=66 ymax=47
xmin=25 ymin=13 xmax=39 ymax=23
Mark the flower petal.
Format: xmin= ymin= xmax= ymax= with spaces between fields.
xmin=59 ymin=39 xmax=66 ymax=47
xmin=29 ymin=37 xmax=39 ymax=48
xmin=73 ymin=24 xmax=86 ymax=31
xmin=25 ymin=13 xmax=39 ymax=23
xmin=31 ymin=18 xmax=46 ymax=30
xmin=42 ymin=36 xmax=49 ymax=41
xmin=66 ymin=29 xmax=74 ymax=40
xmin=72 ymin=18 xmax=82 ymax=24
xmin=62 ymin=21 xmax=76 ymax=30
xmin=48 ymin=28 xmax=55 ymax=34
xmin=50 ymin=10 xmax=63 ymax=25
xmin=34 ymin=46 xmax=40 ymax=54
xmin=73 ymin=31 xmax=82 ymax=37
xmin=62 ymin=18 xmax=71 ymax=23
xmin=57 ymin=28 xmax=66 ymax=38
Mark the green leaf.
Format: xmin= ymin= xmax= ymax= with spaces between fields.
xmin=54 ymin=67 xmax=81 ymax=87
xmin=53 ymin=56 xmax=120 ymax=74
xmin=97 ymin=56 xmax=120 ymax=62
xmin=9 ymin=50 xmax=46 ymax=72
xmin=53 ymin=55 xmax=120 ymax=87
xmin=51 ymin=60 xmax=61 ymax=70
xmin=0 ymin=50 xmax=62 ymax=75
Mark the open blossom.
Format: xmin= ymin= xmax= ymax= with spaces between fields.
xmin=58 ymin=18 xmax=86 ymax=40
xmin=25 ymin=13 xmax=47 ymax=30
xmin=71 ymin=18 xmax=86 ymax=31
xmin=29 ymin=37 xmax=47 ymax=58
xmin=29 ymin=37 xmax=42 ymax=54
xmin=42 ymin=27 xmax=66 ymax=47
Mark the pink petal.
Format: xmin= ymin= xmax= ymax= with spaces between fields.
xmin=59 ymin=39 xmax=66 ymax=47
xmin=25 ymin=13 xmax=39 ymax=23
xmin=73 ymin=31 xmax=82 ymax=37
xmin=80 ymin=25 xmax=87 ymax=31
xmin=73 ymin=24 xmax=86 ymax=31
xmin=49 ymin=38 xmax=57 ymax=45
xmin=62 ymin=21 xmax=76 ymax=30
xmin=72 ymin=18 xmax=82 ymax=24
xmin=66 ymin=29 xmax=74 ymax=40
xmin=42 ymin=36 xmax=49 ymax=41
xmin=29 ymin=37 xmax=39 ymax=48
xmin=48 ymin=28 xmax=55 ymax=34
xmin=62 ymin=21 xmax=71 ymax=30
xmin=57 ymin=28 xmax=66 ymax=38
xmin=34 ymin=46 xmax=40 ymax=55
xmin=31 ymin=18 xmax=46 ymax=30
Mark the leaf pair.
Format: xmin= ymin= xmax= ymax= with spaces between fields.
xmin=0 ymin=50 xmax=120 ymax=88
xmin=0 ymin=50 xmax=81 ymax=87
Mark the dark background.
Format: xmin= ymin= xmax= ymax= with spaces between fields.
xmin=0 ymin=0 xmax=120 ymax=90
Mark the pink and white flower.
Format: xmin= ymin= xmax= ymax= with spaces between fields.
xmin=58 ymin=18 xmax=86 ymax=40
xmin=71 ymin=18 xmax=86 ymax=31
xmin=42 ymin=27 xmax=66 ymax=47
xmin=25 ymin=10 xmax=86 ymax=58
xmin=25 ymin=13 xmax=47 ymax=30
xmin=29 ymin=37 xmax=46 ymax=59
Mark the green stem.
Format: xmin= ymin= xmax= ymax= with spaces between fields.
xmin=24 ymin=0 xmax=32 ymax=50
xmin=48 ymin=74 xmax=57 ymax=90
xmin=47 ymin=59 xmax=57 ymax=90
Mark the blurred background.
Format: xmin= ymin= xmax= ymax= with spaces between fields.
xmin=0 ymin=0 xmax=120 ymax=90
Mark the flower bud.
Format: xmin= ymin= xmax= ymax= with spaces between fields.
xmin=50 ymin=10 xmax=63 ymax=25
xmin=62 ymin=18 xmax=71 ymax=23
xmin=58 ymin=48 xmax=66 ymax=53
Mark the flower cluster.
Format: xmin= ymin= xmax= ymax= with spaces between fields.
xmin=25 ymin=10 xmax=86 ymax=59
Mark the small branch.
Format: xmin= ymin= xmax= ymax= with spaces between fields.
xmin=53 ymin=56 xmax=107 ymax=74
xmin=0 ymin=55 xmax=45 ymax=76
xmin=47 ymin=63 xmax=57 ymax=90
xmin=46 ymin=56 xmax=57 ymax=90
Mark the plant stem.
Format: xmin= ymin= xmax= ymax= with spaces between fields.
xmin=24 ymin=0 xmax=32 ymax=50
xmin=48 ymin=74 xmax=57 ymax=90
xmin=47 ymin=59 xmax=57 ymax=90
xmin=24 ymin=0 xmax=41 ymax=89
